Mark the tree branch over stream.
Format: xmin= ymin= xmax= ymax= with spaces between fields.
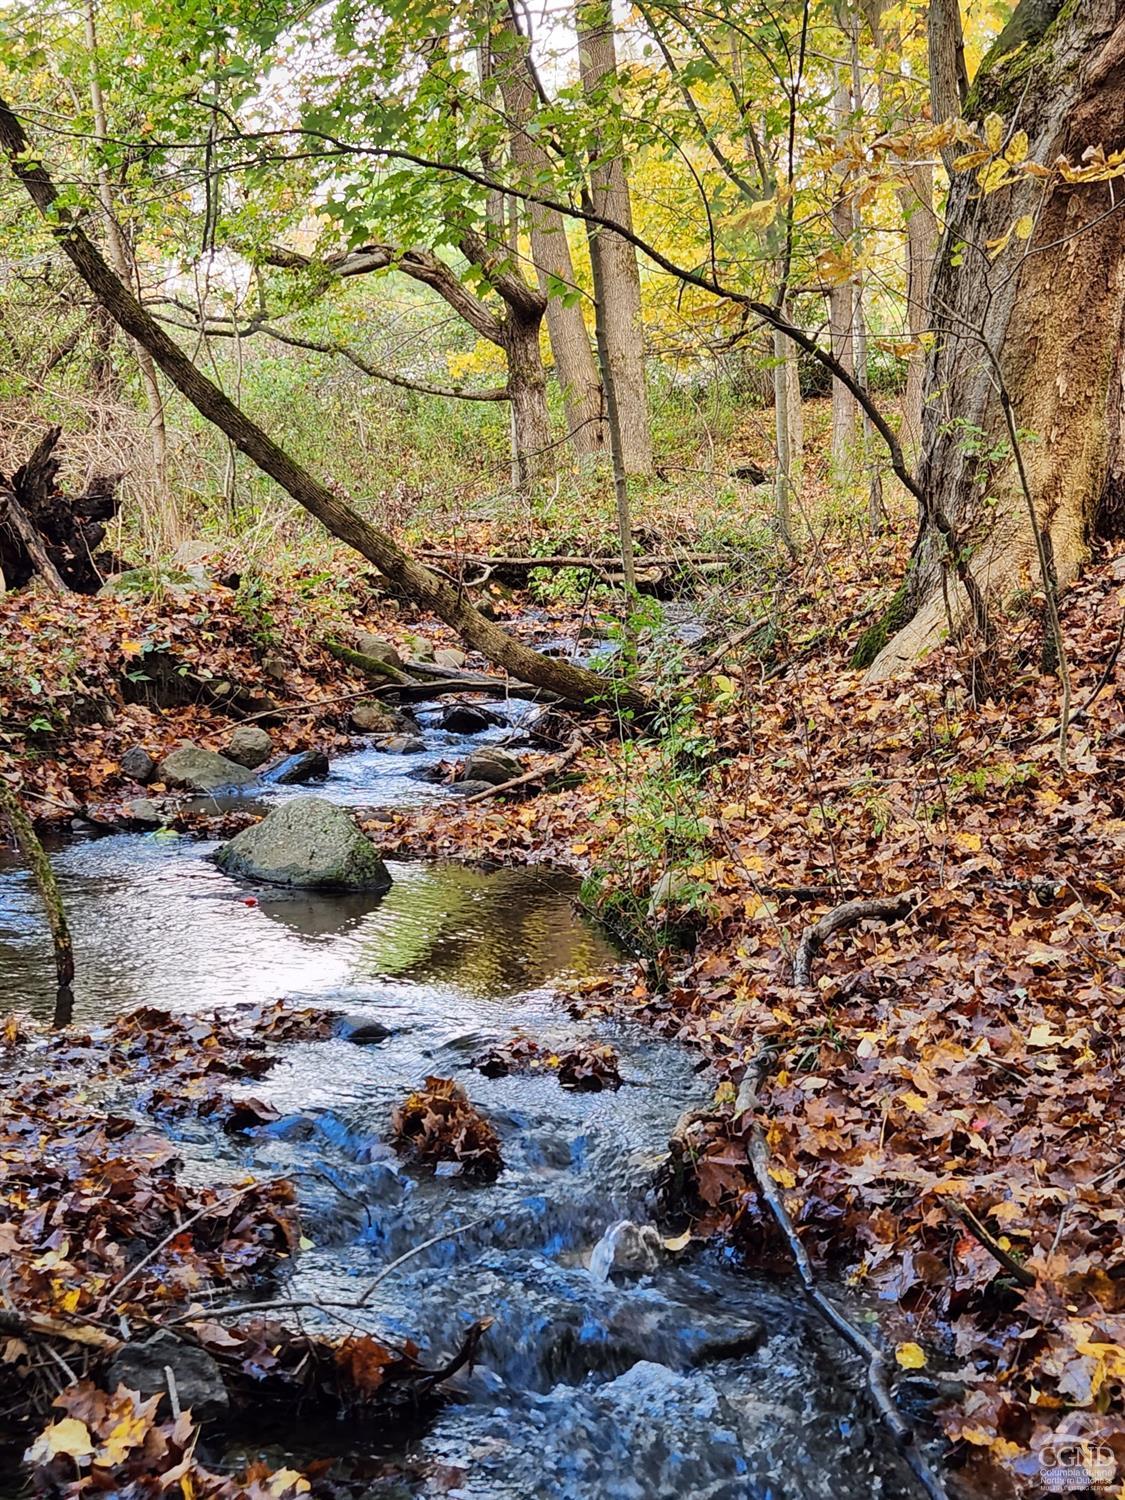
xmin=0 ymin=98 xmax=649 ymax=719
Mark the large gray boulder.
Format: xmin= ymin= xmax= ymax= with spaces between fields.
xmin=223 ymin=724 xmax=274 ymax=768
xmin=215 ymin=799 xmax=392 ymax=891
xmin=158 ymin=743 xmax=257 ymax=792
xmin=355 ymin=633 xmax=403 ymax=669
xmin=461 ymin=747 xmax=523 ymax=786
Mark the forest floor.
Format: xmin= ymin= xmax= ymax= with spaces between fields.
xmin=0 ymin=477 xmax=1123 ymax=1497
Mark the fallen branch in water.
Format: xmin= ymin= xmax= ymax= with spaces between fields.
xmin=735 ymin=1056 xmax=949 ymax=1500
xmin=793 ymin=891 xmax=917 ymax=987
xmin=462 ymin=742 xmax=583 ymax=804
xmin=367 ymin=676 xmax=560 ymax=704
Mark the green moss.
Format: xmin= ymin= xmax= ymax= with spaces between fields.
xmin=966 ymin=0 xmax=1077 ymax=117
xmin=849 ymin=579 xmax=915 ymax=670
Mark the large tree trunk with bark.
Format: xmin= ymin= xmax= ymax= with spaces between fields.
xmin=867 ymin=0 xmax=1125 ymax=675
xmin=503 ymin=307 xmax=555 ymax=491
xmin=494 ymin=21 xmax=607 ymax=464
xmin=0 ymin=99 xmax=647 ymax=717
xmin=577 ymin=0 xmax=654 ymax=477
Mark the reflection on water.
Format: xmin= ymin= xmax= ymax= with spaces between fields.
xmin=0 ymin=833 xmax=617 ymax=1023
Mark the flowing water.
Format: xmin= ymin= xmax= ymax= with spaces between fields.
xmin=0 ymin=696 xmax=928 ymax=1499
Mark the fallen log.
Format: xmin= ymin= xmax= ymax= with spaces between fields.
xmin=326 ymin=644 xmax=561 ymax=704
xmin=418 ymin=550 xmax=732 ymax=570
xmin=0 ymin=101 xmax=649 ymax=718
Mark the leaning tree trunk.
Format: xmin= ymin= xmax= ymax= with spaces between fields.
xmin=0 ymin=99 xmax=648 ymax=717
xmin=867 ymin=0 xmax=1125 ymax=675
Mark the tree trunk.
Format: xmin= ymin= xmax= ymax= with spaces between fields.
xmin=576 ymin=0 xmax=654 ymax=476
xmin=0 ymin=98 xmax=647 ymax=717
xmin=869 ymin=0 xmax=1125 ymax=675
xmin=84 ymin=0 xmax=171 ymax=506
xmin=495 ymin=22 xmax=607 ymax=463
xmin=773 ymin=321 xmax=798 ymax=556
xmin=504 ymin=307 xmax=555 ymax=490
xmin=899 ymin=165 xmax=937 ymax=460
xmin=829 ymin=63 xmax=858 ymax=478
xmin=927 ymin=0 xmax=969 ymax=170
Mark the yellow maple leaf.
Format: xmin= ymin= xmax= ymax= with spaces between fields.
xmin=895 ymin=1341 xmax=927 ymax=1369
xmin=99 ymin=1410 xmax=150 ymax=1466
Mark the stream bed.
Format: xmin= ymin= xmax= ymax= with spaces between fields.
xmin=0 ymin=702 xmax=926 ymax=1499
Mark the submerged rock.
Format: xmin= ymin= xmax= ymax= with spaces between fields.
xmin=158 ymin=743 xmax=257 ymax=793
xmin=440 ymin=701 xmax=504 ymax=735
xmin=223 ymin=724 xmax=274 ymax=768
xmin=215 ymin=799 xmax=392 ymax=891
xmin=121 ymin=797 xmax=164 ymax=827
xmin=108 ymin=1330 xmax=227 ymax=1416
xmin=461 ymin=747 xmax=522 ymax=786
xmin=589 ymin=1220 xmax=664 ymax=1282
xmin=376 ymin=733 xmax=426 ymax=754
xmin=120 ymin=745 xmax=156 ymax=783
xmin=267 ymin=749 xmax=329 ymax=784
xmin=335 ymin=1014 xmax=396 ymax=1044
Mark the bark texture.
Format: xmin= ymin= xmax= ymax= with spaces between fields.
xmin=577 ymin=1 xmax=654 ymax=476
xmin=495 ymin=21 xmax=607 ymax=463
xmin=869 ymin=0 xmax=1125 ymax=676
xmin=927 ymin=0 xmax=969 ymax=170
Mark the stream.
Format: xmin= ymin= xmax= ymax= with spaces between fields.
xmin=0 ymin=693 xmax=927 ymax=1499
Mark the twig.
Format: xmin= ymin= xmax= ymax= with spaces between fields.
xmin=182 ymin=1216 xmax=487 ymax=1324
xmin=462 ymin=742 xmax=583 ymax=805
xmin=948 ymin=1201 xmax=1036 ymax=1288
xmin=692 ymin=616 xmax=769 ymax=678
xmin=1031 ymin=605 xmax=1123 ymax=744
xmin=163 ymin=1364 xmax=181 ymax=1420
xmin=793 ymin=891 xmax=917 ymax=987
xmin=107 ymin=1190 xmax=247 ymax=1305
xmin=0 ymin=1308 xmax=119 ymax=1352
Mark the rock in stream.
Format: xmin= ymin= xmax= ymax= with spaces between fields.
xmin=214 ymin=798 xmax=392 ymax=891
